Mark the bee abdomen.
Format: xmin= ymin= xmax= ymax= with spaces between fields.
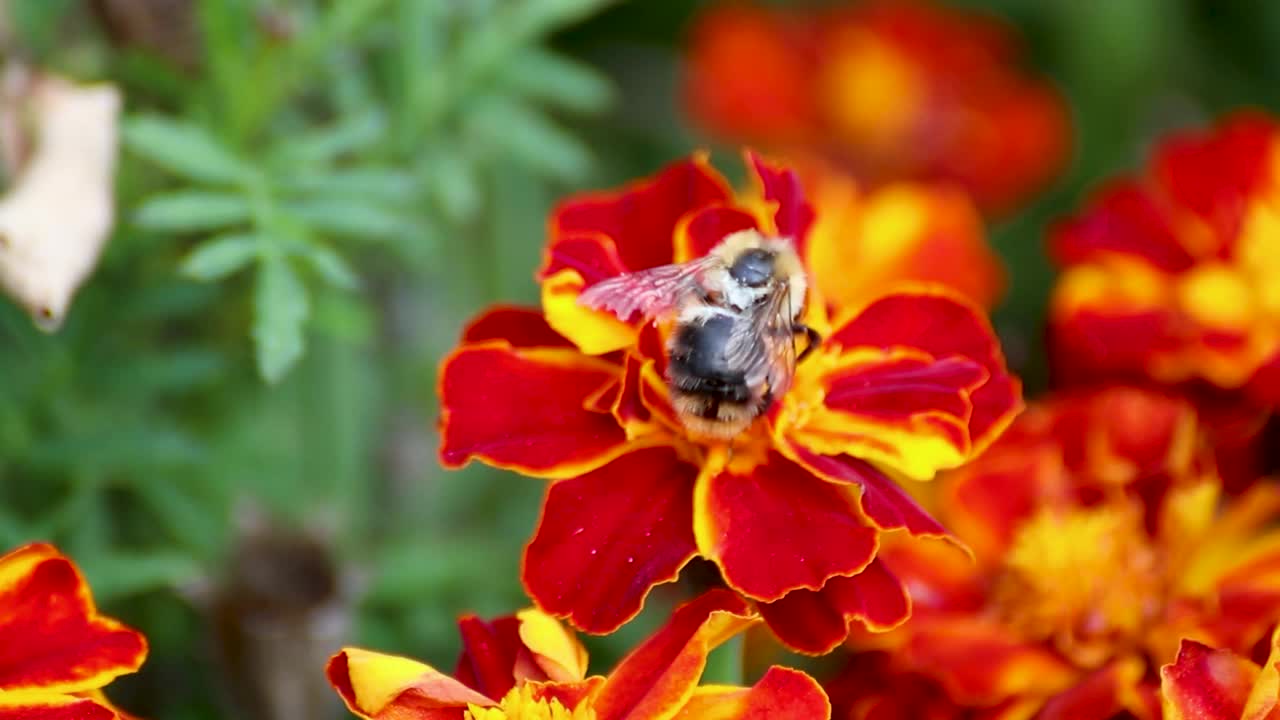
xmin=668 ymin=315 xmax=752 ymax=400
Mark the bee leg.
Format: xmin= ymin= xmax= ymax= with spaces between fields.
xmin=792 ymin=323 xmax=822 ymax=362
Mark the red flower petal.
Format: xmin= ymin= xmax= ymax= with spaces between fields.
xmin=1160 ymin=640 xmax=1257 ymax=720
xmin=1049 ymin=181 xmax=1196 ymax=272
xmin=782 ymin=442 xmax=947 ymax=538
xmin=1038 ymin=659 xmax=1145 ymax=720
xmin=438 ymin=344 xmax=628 ymax=478
xmin=694 ymin=453 xmax=877 ymax=602
xmin=539 ymin=234 xmax=630 ymax=287
xmin=674 ymin=205 xmax=759 ymax=262
xmin=759 ymin=559 xmax=910 ymax=655
xmin=593 ymin=589 xmax=754 ymax=720
xmin=0 ymin=695 xmax=119 ymax=720
xmin=548 ymin=156 xmax=733 ymax=275
xmin=523 ymin=447 xmax=698 ymax=634
xmin=454 ymin=615 xmax=525 ymax=701
xmin=326 ymin=648 xmax=487 ymax=720
xmin=1049 ymin=309 xmax=1181 ymax=388
xmin=673 ymin=666 xmax=832 ymax=720
xmin=1153 ymin=113 xmax=1276 ymax=252
xmin=828 ymin=290 xmax=1021 ymax=453
xmin=897 ymin=618 xmax=1077 ymax=705
xmin=461 ymin=306 xmax=573 ymax=348
xmin=0 ymin=544 xmax=147 ymax=695
xmin=747 ymin=151 xmax=815 ymax=251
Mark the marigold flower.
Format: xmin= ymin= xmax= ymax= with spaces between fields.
xmin=829 ymin=388 xmax=1280 ymax=718
xmin=0 ymin=543 xmax=148 ymax=719
xmin=1050 ymin=114 xmax=1280 ymax=409
xmin=682 ymin=0 xmax=1069 ymax=214
xmin=326 ymin=590 xmax=831 ymax=720
xmin=438 ymin=151 xmax=1021 ymax=653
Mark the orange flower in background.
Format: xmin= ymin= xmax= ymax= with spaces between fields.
xmin=1050 ymin=113 xmax=1280 ymax=410
xmin=327 ymin=590 xmax=831 ymax=719
xmin=683 ymin=0 xmax=1069 ymax=214
xmin=826 ymin=388 xmax=1280 ymax=719
xmin=0 ymin=543 xmax=148 ymax=719
xmin=438 ymin=151 xmax=1021 ymax=653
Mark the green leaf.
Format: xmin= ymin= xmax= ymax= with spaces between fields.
xmin=282 ymin=168 xmax=418 ymax=204
xmin=286 ymin=199 xmax=413 ymax=239
xmin=180 ymin=233 xmax=261 ymax=281
xmin=293 ymin=242 xmax=359 ymax=290
xmin=467 ymin=97 xmax=591 ymax=181
xmin=253 ymin=256 xmax=310 ymax=383
xmin=503 ymin=48 xmax=613 ymax=113
xmin=272 ymin=112 xmax=387 ymax=166
xmin=423 ymin=147 xmax=481 ymax=223
xmin=123 ymin=116 xmax=249 ymax=184
xmin=134 ymin=191 xmax=251 ymax=232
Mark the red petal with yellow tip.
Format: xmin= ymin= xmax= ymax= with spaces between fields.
xmin=1049 ymin=182 xmax=1195 ymax=272
xmin=438 ymin=344 xmax=627 ymax=478
xmin=783 ymin=443 xmax=947 ymax=538
xmin=1153 ymin=113 xmax=1275 ymax=250
xmin=454 ymin=615 xmax=524 ymax=700
xmin=0 ymin=544 xmax=147 ymax=695
xmin=548 ymin=157 xmax=732 ymax=274
xmin=1160 ymin=640 xmax=1257 ymax=720
xmin=523 ymin=447 xmax=698 ymax=634
xmin=828 ymin=291 xmax=1021 ymax=452
xmin=327 ymin=648 xmax=485 ymax=720
xmin=694 ymin=453 xmax=877 ymax=602
xmin=758 ymin=559 xmax=910 ymax=655
xmin=672 ymin=666 xmax=832 ymax=720
xmin=674 ymin=205 xmax=759 ymax=263
xmin=461 ymin=306 xmax=573 ymax=348
xmin=747 ymin=151 xmax=814 ymax=248
xmin=593 ymin=590 xmax=754 ymax=720
xmin=0 ymin=694 xmax=119 ymax=720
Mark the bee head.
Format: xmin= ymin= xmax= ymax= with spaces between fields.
xmin=728 ymin=248 xmax=775 ymax=288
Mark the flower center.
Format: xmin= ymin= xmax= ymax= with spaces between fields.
xmin=465 ymin=685 xmax=596 ymax=720
xmin=991 ymin=503 xmax=1165 ymax=668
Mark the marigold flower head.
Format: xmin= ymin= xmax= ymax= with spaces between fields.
xmin=1050 ymin=113 xmax=1280 ymax=410
xmin=829 ymin=387 xmax=1280 ymax=718
xmin=438 ymin=151 xmax=1021 ymax=653
xmin=682 ymin=0 xmax=1069 ymax=214
xmin=0 ymin=542 xmax=148 ymax=719
xmin=326 ymin=590 xmax=831 ymax=720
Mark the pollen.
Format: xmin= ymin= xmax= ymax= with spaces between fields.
xmin=992 ymin=503 xmax=1165 ymax=668
xmin=464 ymin=684 xmax=596 ymax=720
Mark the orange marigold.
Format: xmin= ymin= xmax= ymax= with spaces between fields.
xmin=683 ymin=0 xmax=1069 ymax=214
xmin=826 ymin=388 xmax=1280 ymax=719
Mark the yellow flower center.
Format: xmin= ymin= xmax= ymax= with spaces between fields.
xmin=465 ymin=685 xmax=596 ymax=720
xmin=992 ymin=503 xmax=1165 ymax=668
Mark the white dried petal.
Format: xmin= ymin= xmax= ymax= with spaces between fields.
xmin=0 ymin=70 xmax=121 ymax=330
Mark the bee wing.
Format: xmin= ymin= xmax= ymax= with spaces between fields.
xmin=577 ymin=257 xmax=717 ymax=322
xmin=726 ymin=283 xmax=798 ymax=402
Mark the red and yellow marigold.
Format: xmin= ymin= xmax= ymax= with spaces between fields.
xmin=438 ymin=151 xmax=1021 ymax=654
xmin=1159 ymin=628 xmax=1280 ymax=720
xmin=829 ymin=388 xmax=1280 ymax=719
xmin=682 ymin=0 xmax=1069 ymax=214
xmin=0 ymin=543 xmax=148 ymax=720
xmin=327 ymin=589 xmax=830 ymax=720
xmin=1050 ymin=113 xmax=1280 ymax=410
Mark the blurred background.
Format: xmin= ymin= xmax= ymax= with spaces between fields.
xmin=1 ymin=0 xmax=1278 ymax=718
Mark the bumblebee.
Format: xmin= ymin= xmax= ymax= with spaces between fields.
xmin=579 ymin=229 xmax=819 ymax=438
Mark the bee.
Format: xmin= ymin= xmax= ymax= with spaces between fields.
xmin=579 ymin=229 xmax=820 ymax=439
